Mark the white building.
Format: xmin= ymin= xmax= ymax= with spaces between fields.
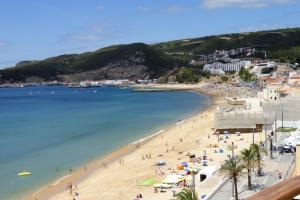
xmin=262 ymin=84 xmax=281 ymax=101
xmin=203 ymin=60 xmax=251 ymax=74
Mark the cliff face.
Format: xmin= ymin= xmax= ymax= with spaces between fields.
xmin=0 ymin=43 xmax=176 ymax=83
xmin=58 ymin=65 xmax=148 ymax=82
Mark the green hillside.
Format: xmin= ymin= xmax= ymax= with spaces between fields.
xmin=1 ymin=28 xmax=300 ymax=83
xmin=154 ymin=28 xmax=300 ymax=57
xmin=0 ymin=43 xmax=178 ymax=82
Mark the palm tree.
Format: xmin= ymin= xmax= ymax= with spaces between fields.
xmin=250 ymin=143 xmax=266 ymax=176
xmin=176 ymin=188 xmax=198 ymax=200
xmin=220 ymin=156 xmax=245 ymax=200
xmin=240 ymin=148 xmax=255 ymax=190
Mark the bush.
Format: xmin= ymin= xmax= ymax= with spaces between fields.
xmin=239 ymin=68 xmax=255 ymax=82
xmin=176 ymin=67 xmax=199 ymax=83
xmin=221 ymin=76 xmax=229 ymax=82
xmin=175 ymin=67 xmax=211 ymax=83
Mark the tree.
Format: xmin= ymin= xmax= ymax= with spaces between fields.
xmin=176 ymin=188 xmax=198 ymax=200
xmin=250 ymin=144 xmax=266 ymax=177
xmin=220 ymin=156 xmax=245 ymax=200
xmin=240 ymin=148 xmax=255 ymax=190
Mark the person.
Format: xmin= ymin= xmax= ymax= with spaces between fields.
xmin=278 ymin=172 xmax=282 ymax=179
xmin=69 ymin=183 xmax=73 ymax=195
xmin=172 ymin=188 xmax=176 ymax=197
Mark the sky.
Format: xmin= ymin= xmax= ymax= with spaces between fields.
xmin=0 ymin=0 xmax=300 ymax=68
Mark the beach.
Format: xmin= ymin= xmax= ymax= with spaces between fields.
xmin=24 ymin=84 xmax=258 ymax=200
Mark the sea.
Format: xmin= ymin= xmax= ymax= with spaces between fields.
xmin=0 ymin=86 xmax=211 ymax=200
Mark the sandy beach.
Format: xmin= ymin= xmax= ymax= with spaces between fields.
xmin=24 ymin=84 xmax=258 ymax=200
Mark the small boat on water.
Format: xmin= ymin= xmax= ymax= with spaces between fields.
xmin=18 ymin=170 xmax=31 ymax=176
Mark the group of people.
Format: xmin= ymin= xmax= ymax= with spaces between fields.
xmin=66 ymin=182 xmax=79 ymax=200
xmin=141 ymin=153 xmax=152 ymax=160
xmin=133 ymin=193 xmax=143 ymax=200
xmin=119 ymin=159 xmax=125 ymax=165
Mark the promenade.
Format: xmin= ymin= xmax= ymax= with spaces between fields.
xmin=209 ymin=152 xmax=295 ymax=200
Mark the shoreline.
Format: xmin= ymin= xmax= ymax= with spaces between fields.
xmin=23 ymin=88 xmax=214 ymax=200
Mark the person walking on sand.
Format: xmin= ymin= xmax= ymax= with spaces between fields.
xmin=68 ymin=183 xmax=73 ymax=195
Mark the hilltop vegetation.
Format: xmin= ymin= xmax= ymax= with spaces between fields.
xmin=154 ymin=28 xmax=300 ymax=61
xmin=0 ymin=43 xmax=178 ymax=82
xmin=1 ymin=28 xmax=300 ymax=83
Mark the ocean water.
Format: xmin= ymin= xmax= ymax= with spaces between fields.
xmin=0 ymin=86 xmax=210 ymax=200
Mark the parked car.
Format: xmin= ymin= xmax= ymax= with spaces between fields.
xmin=284 ymin=145 xmax=293 ymax=153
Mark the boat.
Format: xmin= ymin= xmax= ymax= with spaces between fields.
xmin=18 ymin=170 xmax=31 ymax=176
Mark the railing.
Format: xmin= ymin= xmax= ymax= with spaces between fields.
xmin=206 ymin=178 xmax=229 ymax=200
xmin=284 ymin=156 xmax=295 ymax=180
xmin=246 ymin=175 xmax=300 ymax=200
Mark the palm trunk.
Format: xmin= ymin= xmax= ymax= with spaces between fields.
xmin=247 ymin=168 xmax=252 ymax=190
xmin=257 ymin=154 xmax=262 ymax=176
xmin=234 ymin=177 xmax=238 ymax=200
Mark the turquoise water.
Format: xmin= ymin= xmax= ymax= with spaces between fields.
xmin=0 ymin=86 xmax=210 ymax=200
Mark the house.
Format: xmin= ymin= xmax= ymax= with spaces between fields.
xmin=288 ymin=77 xmax=300 ymax=86
xmin=288 ymin=71 xmax=300 ymax=86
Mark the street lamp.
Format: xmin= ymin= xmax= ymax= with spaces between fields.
xmin=269 ymin=132 xmax=274 ymax=159
xmin=264 ymin=117 xmax=268 ymax=152
xmin=252 ymin=128 xmax=255 ymax=145
xmin=231 ymin=142 xmax=235 ymax=197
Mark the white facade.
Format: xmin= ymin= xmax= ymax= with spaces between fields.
xmin=262 ymin=84 xmax=281 ymax=101
xmin=203 ymin=60 xmax=251 ymax=74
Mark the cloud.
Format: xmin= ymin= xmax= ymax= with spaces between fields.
xmin=202 ymin=0 xmax=296 ymax=9
xmin=0 ymin=41 xmax=8 ymax=48
xmin=70 ymin=34 xmax=104 ymax=42
xmin=239 ymin=24 xmax=290 ymax=32
xmin=96 ymin=5 xmax=104 ymax=11
xmin=164 ymin=5 xmax=187 ymax=13
xmin=58 ymin=32 xmax=107 ymax=43
xmin=138 ymin=6 xmax=153 ymax=12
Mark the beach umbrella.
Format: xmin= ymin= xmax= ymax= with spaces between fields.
xmin=155 ymin=160 xmax=166 ymax=166
xmin=181 ymin=161 xmax=188 ymax=167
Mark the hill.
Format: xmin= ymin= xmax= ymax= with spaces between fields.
xmin=0 ymin=43 xmax=181 ymax=83
xmin=1 ymin=28 xmax=300 ymax=83
xmin=153 ymin=28 xmax=300 ymax=62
